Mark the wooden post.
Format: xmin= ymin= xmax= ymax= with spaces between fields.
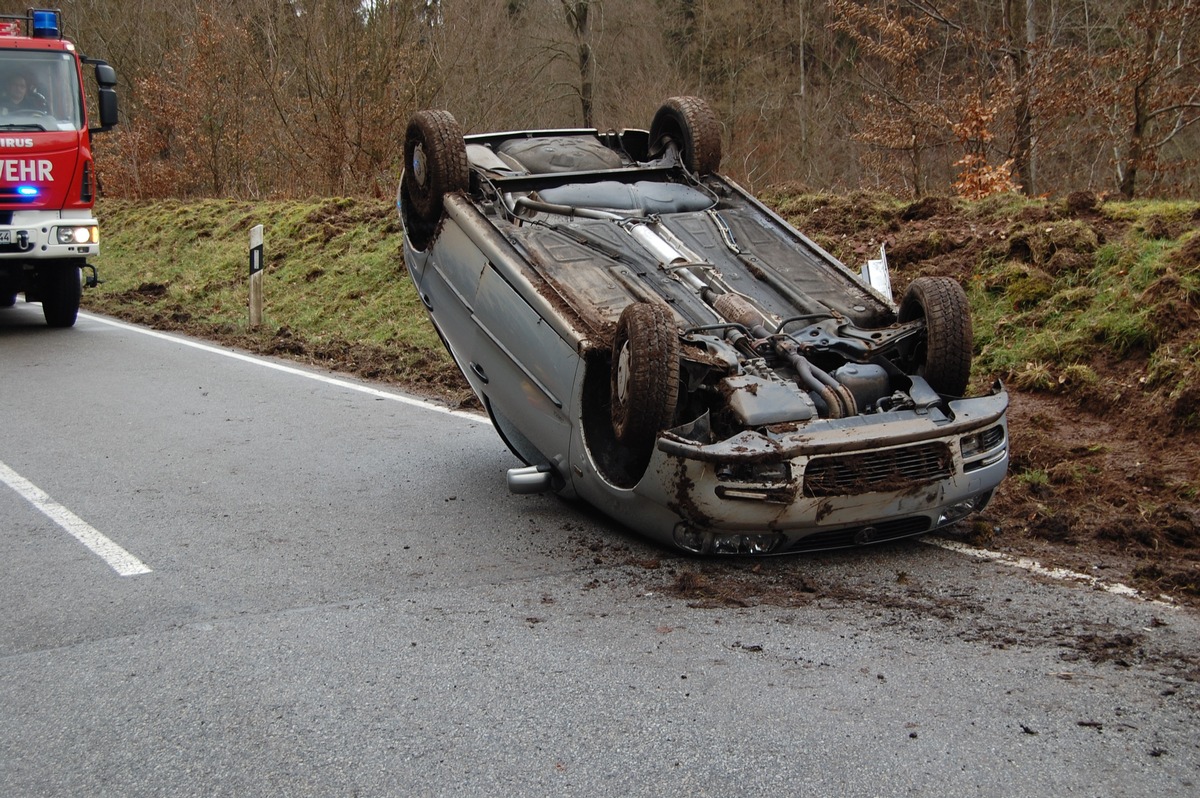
xmin=249 ymin=224 xmax=264 ymax=328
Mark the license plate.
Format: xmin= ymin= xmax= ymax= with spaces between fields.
xmin=0 ymin=231 xmax=10 ymax=244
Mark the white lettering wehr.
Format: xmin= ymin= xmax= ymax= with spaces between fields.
xmin=1 ymin=159 xmax=53 ymax=182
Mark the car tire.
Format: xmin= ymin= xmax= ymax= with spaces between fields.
xmin=41 ymin=265 xmax=82 ymax=328
xmin=649 ymin=96 xmax=722 ymax=175
xmin=611 ymin=302 xmax=680 ymax=451
xmin=0 ymin=292 xmax=16 ymax=308
xmin=402 ymin=109 xmax=469 ymax=224
xmin=898 ymin=276 xmax=973 ymax=397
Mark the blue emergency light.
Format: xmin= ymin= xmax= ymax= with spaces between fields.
xmin=16 ymin=185 xmax=39 ymax=197
xmin=30 ymin=9 xmax=60 ymax=38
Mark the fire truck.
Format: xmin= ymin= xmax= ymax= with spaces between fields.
xmin=0 ymin=8 xmax=117 ymax=327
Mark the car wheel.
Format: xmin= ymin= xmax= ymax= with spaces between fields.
xmin=611 ymin=302 xmax=680 ymax=451
xmin=649 ymin=96 xmax=722 ymax=175
xmin=898 ymin=276 xmax=973 ymax=397
xmin=0 ymin=292 xmax=16 ymax=308
xmin=41 ymin=265 xmax=82 ymax=328
xmin=402 ymin=109 xmax=469 ymax=224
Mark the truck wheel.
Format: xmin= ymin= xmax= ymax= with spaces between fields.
xmin=898 ymin=276 xmax=973 ymax=397
xmin=41 ymin=265 xmax=82 ymax=328
xmin=611 ymin=302 xmax=680 ymax=452
xmin=402 ymin=109 xmax=469 ymax=224
xmin=649 ymin=96 xmax=722 ymax=175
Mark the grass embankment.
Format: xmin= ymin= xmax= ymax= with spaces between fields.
xmin=88 ymin=192 xmax=1200 ymax=425
xmin=762 ymin=190 xmax=1200 ymax=429
xmin=85 ymin=197 xmax=467 ymax=402
xmin=84 ymin=191 xmax=1200 ymax=596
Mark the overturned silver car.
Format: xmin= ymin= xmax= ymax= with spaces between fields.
xmin=398 ymin=97 xmax=1008 ymax=555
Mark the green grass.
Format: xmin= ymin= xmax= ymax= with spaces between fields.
xmin=85 ymin=193 xmax=1200 ymax=422
xmin=84 ymin=197 xmax=456 ymax=389
xmin=971 ymin=209 xmax=1198 ymax=386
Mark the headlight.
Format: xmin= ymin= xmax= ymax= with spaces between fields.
xmin=714 ymin=461 xmax=793 ymax=503
xmin=960 ymin=430 xmax=986 ymax=458
xmin=960 ymin=424 xmax=1006 ymax=471
xmin=56 ymin=226 xmax=98 ymax=245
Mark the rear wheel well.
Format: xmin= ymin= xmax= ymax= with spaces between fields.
xmin=580 ymin=349 xmax=653 ymax=489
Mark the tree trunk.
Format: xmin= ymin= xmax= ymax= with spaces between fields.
xmin=1006 ymin=0 xmax=1035 ymax=196
xmin=562 ymin=1 xmax=595 ymax=127
xmin=1120 ymin=0 xmax=1159 ymax=200
xmin=1119 ymin=81 xmax=1148 ymax=199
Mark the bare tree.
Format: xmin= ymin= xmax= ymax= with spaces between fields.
xmin=829 ymin=0 xmax=963 ymax=196
xmin=1004 ymin=0 xmax=1036 ymax=194
xmin=560 ymin=0 xmax=597 ymax=126
xmin=49 ymin=0 xmax=1200 ymax=198
xmin=1106 ymin=0 xmax=1200 ymax=198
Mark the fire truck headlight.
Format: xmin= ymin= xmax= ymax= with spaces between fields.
xmin=56 ymin=226 xmax=98 ymax=245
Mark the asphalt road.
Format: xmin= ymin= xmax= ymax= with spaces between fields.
xmin=2 ymin=304 xmax=1198 ymax=797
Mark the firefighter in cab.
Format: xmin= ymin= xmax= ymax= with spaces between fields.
xmin=0 ymin=70 xmax=47 ymax=113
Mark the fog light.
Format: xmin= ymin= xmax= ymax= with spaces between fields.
xmin=673 ymin=524 xmax=784 ymax=555
xmin=673 ymin=523 xmax=707 ymax=554
xmin=711 ymin=533 xmax=783 ymax=555
xmin=937 ymin=496 xmax=981 ymax=526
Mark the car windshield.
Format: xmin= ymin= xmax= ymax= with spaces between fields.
xmin=0 ymin=49 xmax=82 ymax=131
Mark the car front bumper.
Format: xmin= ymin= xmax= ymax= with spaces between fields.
xmin=575 ymin=387 xmax=1010 ymax=554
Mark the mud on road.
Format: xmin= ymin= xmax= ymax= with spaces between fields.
xmin=83 ymin=192 xmax=1200 ymax=606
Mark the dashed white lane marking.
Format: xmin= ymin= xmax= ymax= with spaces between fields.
xmin=0 ymin=459 xmax=151 ymax=576
xmin=79 ymin=312 xmax=482 ymax=421
xmin=924 ymin=537 xmax=1173 ymax=606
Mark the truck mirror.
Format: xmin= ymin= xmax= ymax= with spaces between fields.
xmin=96 ymin=87 xmax=118 ymax=131
xmin=94 ymin=63 xmax=116 ymax=88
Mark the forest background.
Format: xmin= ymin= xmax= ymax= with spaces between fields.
xmin=18 ymin=0 xmax=1200 ymax=202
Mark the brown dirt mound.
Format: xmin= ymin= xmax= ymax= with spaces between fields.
xmin=89 ymin=194 xmax=1200 ymax=606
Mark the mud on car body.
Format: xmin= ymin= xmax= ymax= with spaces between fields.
xmin=397 ymin=97 xmax=1008 ymax=555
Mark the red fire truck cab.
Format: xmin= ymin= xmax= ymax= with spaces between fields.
xmin=0 ymin=8 xmax=117 ymax=327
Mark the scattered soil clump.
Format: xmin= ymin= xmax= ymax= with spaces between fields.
xmin=85 ymin=193 xmax=1200 ymax=605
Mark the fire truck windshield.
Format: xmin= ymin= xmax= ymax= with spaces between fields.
xmin=0 ymin=49 xmax=83 ymax=131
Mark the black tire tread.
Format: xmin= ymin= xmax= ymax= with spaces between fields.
xmin=41 ymin=265 xmax=81 ymax=328
xmin=898 ymin=276 xmax=973 ymax=397
xmin=649 ymin=96 xmax=722 ymax=175
xmin=611 ymin=303 xmax=681 ymax=451
xmin=403 ymin=109 xmax=469 ymax=223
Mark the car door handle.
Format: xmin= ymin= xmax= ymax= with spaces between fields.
xmin=420 ymin=292 xmax=433 ymax=310
xmin=469 ymin=362 xmax=488 ymax=384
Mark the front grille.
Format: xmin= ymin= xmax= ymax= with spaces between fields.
xmin=784 ymin=516 xmax=931 ymax=553
xmin=803 ymin=442 xmax=953 ymax=497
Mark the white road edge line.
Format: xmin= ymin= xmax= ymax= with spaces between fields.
xmin=79 ymin=311 xmax=484 ymax=422
xmin=76 ymin=314 xmax=1173 ymax=604
xmin=923 ymin=536 xmax=1173 ymax=607
xmin=0 ymin=459 xmax=152 ymax=577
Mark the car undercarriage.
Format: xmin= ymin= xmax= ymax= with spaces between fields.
xmin=398 ymin=97 xmax=1009 ymax=554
